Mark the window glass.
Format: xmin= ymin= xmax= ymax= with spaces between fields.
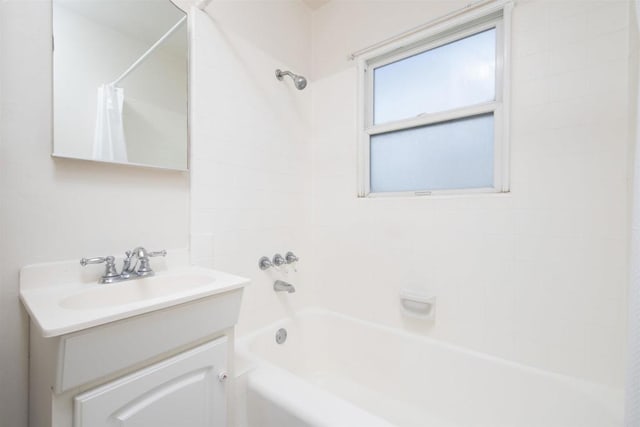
xmin=373 ymin=28 xmax=496 ymax=125
xmin=370 ymin=113 xmax=494 ymax=193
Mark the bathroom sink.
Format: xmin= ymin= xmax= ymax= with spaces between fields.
xmin=20 ymin=253 xmax=249 ymax=337
xmin=59 ymin=273 xmax=214 ymax=310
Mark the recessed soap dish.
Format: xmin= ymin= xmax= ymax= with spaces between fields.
xmin=399 ymin=290 xmax=436 ymax=320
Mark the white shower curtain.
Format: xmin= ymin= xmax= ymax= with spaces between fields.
xmin=92 ymin=83 xmax=128 ymax=162
xmin=627 ymin=2 xmax=640 ymax=426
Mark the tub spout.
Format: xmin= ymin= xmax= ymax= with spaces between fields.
xmin=274 ymin=280 xmax=296 ymax=293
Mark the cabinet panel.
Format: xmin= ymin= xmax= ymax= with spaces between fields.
xmin=59 ymin=290 xmax=241 ymax=393
xmin=74 ymin=337 xmax=227 ymax=427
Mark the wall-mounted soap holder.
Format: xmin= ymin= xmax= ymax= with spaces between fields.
xmin=399 ymin=290 xmax=436 ymax=320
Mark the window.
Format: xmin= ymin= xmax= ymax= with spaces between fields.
xmin=358 ymin=6 xmax=511 ymax=197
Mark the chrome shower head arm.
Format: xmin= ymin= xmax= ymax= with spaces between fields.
xmin=275 ymin=69 xmax=307 ymax=90
xmin=275 ymin=69 xmax=294 ymax=80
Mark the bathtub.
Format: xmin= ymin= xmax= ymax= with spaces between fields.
xmin=235 ymin=308 xmax=623 ymax=427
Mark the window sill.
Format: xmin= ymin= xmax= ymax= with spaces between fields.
xmin=358 ymin=190 xmax=511 ymax=200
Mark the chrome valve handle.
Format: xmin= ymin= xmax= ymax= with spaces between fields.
xmin=80 ymin=255 xmax=119 ymax=283
xmin=80 ymin=256 xmax=113 ymax=266
xmin=134 ymin=248 xmax=165 ymax=276
xmin=130 ymin=246 xmax=161 ymax=259
xmin=285 ymin=251 xmax=299 ymax=264
xmin=272 ymin=253 xmax=286 ymax=267
xmin=259 ymin=256 xmax=273 ymax=270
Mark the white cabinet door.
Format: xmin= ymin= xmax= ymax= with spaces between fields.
xmin=74 ymin=337 xmax=228 ymax=427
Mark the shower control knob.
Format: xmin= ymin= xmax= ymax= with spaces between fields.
xmin=218 ymin=371 xmax=228 ymax=382
xmin=273 ymin=253 xmax=286 ymax=267
xmin=285 ymin=251 xmax=299 ymax=264
xmin=259 ymin=256 xmax=273 ymax=270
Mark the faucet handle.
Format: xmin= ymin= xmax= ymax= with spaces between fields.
xmin=273 ymin=253 xmax=286 ymax=267
xmin=285 ymin=251 xmax=299 ymax=264
xmin=136 ymin=249 xmax=166 ymax=276
xmin=80 ymin=255 xmax=119 ymax=283
xmin=148 ymin=250 xmax=167 ymax=258
xmin=80 ymin=256 xmax=110 ymax=266
xmin=259 ymin=256 xmax=273 ymax=270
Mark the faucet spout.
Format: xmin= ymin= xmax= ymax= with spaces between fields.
xmin=274 ymin=280 xmax=296 ymax=293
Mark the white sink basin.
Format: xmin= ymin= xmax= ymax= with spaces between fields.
xmin=20 ymin=253 xmax=249 ymax=337
xmin=59 ymin=273 xmax=215 ymax=310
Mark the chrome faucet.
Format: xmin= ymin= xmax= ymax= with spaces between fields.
xmin=273 ymin=280 xmax=296 ymax=293
xmin=81 ymin=247 xmax=166 ymax=284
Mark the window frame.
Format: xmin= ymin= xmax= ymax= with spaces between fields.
xmin=357 ymin=4 xmax=512 ymax=198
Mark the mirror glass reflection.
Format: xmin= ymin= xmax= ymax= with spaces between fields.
xmin=52 ymin=0 xmax=188 ymax=170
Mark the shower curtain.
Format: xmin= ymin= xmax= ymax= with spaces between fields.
xmin=628 ymin=2 xmax=640 ymax=426
xmin=92 ymin=83 xmax=127 ymax=162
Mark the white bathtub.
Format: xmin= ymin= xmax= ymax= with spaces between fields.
xmin=235 ymin=308 xmax=623 ymax=427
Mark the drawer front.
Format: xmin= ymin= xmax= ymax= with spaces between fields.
xmin=56 ymin=289 xmax=241 ymax=393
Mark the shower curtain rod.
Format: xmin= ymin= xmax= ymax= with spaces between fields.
xmin=111 ymin=15 xmax=187 ymax=86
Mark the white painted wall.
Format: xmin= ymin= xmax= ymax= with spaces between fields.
xmin=189 ymin=1 xmax=313 ymax=336
xmin=310 ymin=0 xmax=630 ymax=388
xmin=53 ymin=3 xmax=188 ymax=170
xmin=626 ymin=1 xmax=639 ymax=423
xmin=0 ymin=1 xmax=190 ymax=425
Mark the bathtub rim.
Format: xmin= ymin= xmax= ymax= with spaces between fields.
xmin=235 ymin=306 xmax=624 ymax=421
xmin=236 ymin=307 xmax=621 ymax=391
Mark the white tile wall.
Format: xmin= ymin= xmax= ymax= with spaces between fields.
xmin=309 ymin=0 xmax=630 ymax=388
xmin=189 ymin=2 xmax=314 ymax=336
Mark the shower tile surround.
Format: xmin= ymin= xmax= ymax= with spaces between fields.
xmin=0 ymin=0 xmax=632 ymax=426
xmin=189 ymin=0 xmax=314 ymax=338
xmin=308 ymin=0 xmax=630 ymax=388
xmin=192 ymin=0 xmax=630 ymax=391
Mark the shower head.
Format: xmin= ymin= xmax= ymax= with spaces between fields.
xmin=275 ymin=69 xmax=307 ymax=90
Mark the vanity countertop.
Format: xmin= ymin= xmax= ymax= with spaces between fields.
xmin=20 ymin=251 xmax=249 ymax=337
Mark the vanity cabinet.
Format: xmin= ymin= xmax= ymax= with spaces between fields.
xmin=26 ymin=286 xmax=246 ymax=427
xmin=74 ymin=338 xmax=227 ymax=427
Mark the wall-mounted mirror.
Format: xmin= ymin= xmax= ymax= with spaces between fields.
xmin=52 ymin=0 xmax=188 ymax=171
